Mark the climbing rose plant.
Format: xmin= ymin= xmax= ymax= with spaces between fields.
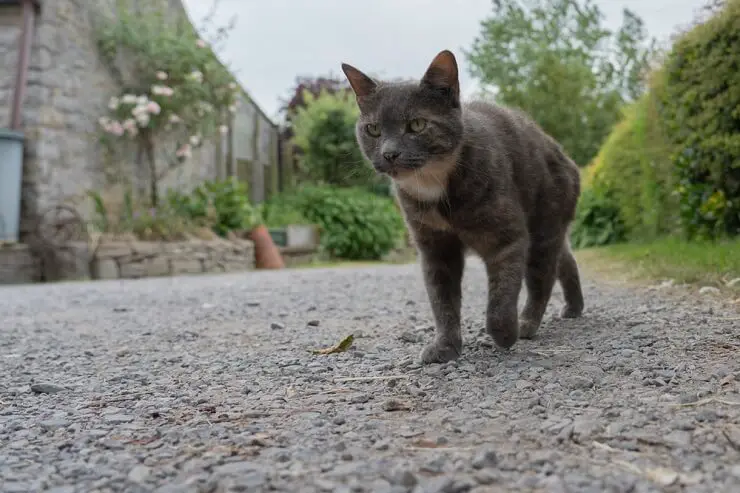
xmin=95 ymin=3 xmax=242 ymax=205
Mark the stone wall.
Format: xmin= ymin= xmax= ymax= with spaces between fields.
xmin=0 ymin=243 xmax=41 ymax=284
xmin=88 ymin=238 xmax=255 ymax=280
xmin=0 ymin=0 xmax=270 ymax=239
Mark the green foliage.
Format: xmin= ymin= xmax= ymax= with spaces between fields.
xmin=96 ymin=0 xmax=239 ymax=136
xmin=258 ymin=199 xmax=310 ymax=228
xmin=290 ymin=89 xmax=376 ymax=187
xmin=95 ymin=0 xmax=240 ymax=205
xmin=466 ymin=0 xmax=656 ymax=166
xmin=87 ymin=189 xmax=206 ymax=241
xmin=588 ymin=90 xmax=679 ymax=239
xmin=271 ymin=186 xmax=406 ymax=260
xmin=167 ymin=178 xmax=262 ymax=236
xmin=571 ymin=186 xmax=627 ymax=248
xmin=655 ymin=0 xmax=740 ymax=239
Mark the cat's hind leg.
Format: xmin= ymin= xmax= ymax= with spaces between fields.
xmin=519 ymin=237 xmax=562 ymax=339
xmin=557 ymin=239 xmax=584 ymax=319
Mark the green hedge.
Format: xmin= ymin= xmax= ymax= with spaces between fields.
xmin=587 ymin=88 xmax=678 ymax=240
xmin=655 ymin=0 xmax=740 ymax=239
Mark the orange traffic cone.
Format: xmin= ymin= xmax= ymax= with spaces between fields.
xmin=249 ymin=224 xmax=285 ymax=269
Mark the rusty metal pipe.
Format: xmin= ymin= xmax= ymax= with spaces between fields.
xmin=9 ymin=0 xmax=36 ymax=130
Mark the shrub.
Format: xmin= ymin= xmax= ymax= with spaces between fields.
xmin=273 ymin=186 xmax=406 ymax=260
xmin=258 ymin=199 xmax=310 ymax=228
xmin=280 ymin=74 xmax=350 ymax=122
xmin=571 ymin=186 xmax=627 ymax=248
xmin=167 ymin=178 xmax=262 ymax=236
xmin=588 ymin=88 xmax=679 ymax=240
xmin=290 ymin=89 xmax=376 ymax=188
xmin=95 ymin=0 xmax=241 ymax=206
xmin=655 ymin=0 xmax=740 ymax=239
xmin=87 ymin=189 xmax=212 ymax=241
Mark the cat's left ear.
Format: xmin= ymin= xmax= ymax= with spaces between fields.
xmin=341 ymin=63 xmax=378 ymax=106
xmin=421 ymin=50 xmax=460 ymax=107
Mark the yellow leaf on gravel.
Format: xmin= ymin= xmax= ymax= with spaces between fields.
xmin=311 ymin=334 xmax=354 ymax=355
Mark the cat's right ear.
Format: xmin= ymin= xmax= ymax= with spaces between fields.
xmin=341 ymin=63 xmax=378 ymax=105
xmin=421 ymin=50 xmax=460 ymax=107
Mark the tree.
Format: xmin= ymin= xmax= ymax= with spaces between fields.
xmin=466 ymin=0 xmax=656 ymax=166
xmin=280 ymin=74 xmax=350 ymax=120
xmin=290 ymin=90 xmax=375 ymax=187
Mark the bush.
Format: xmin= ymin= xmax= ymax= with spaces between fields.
xmin=167 ymin=178 xmax=262 ymax=236
xmin=588 ymin=89 xmax=679 ymax=240
xmin=290 ymin=89 xmax=376 ymax=188
xmin=655 ymin=0 xmax=740 ymax=239
xmin=258 ymin=199 xmax=310 ymax=228
xmin=571 ymin=186 xmax=627 ymax=248
xmin=87 ymin=189 xmax=212 ymax=241
xmin=272 ymin=185 xmax=406 ymax=260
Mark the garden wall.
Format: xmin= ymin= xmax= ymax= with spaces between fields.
xmin=88 ymin=238 xmax=255 ymax=280
xmin=0 ymin=237 xmax=256 ymax=284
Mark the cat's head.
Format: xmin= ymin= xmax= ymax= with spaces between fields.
xmin=341 ymin=50 xmax=464 ymax=181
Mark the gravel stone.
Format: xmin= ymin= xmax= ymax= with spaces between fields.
xmin=2 ymin=259 xmax=738 ymax=492
xmin=30 ymin=383 xmax=66 ymax=394
xmin=128 ymin=464 xmax=152 ymax=483
xmin=39 ymin=418 xmax=71 ymax=431
xmin=103 ymin=414 xmax=134 ymax=424
xmin=471 ymin=449 xmax=498 ymax=469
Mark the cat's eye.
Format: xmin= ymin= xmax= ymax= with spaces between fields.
xmin=365 ymin=123 xmax=380 ymax=137
xmin=408 ymin=118 xmax=427 ymax=133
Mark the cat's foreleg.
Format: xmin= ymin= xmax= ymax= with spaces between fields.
xmin=483 ymin=237 xmax=528 ymax=349
xmin=415 ymin=231 xmax=466 ymax=364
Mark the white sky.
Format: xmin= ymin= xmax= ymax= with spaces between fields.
xmin=181 ymin=0 xmax=710 ymax=122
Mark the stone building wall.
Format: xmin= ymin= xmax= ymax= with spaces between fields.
xmin=0 ymin=0 xmax=231 ymax=238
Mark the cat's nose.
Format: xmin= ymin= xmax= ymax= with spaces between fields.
xmin=382 ymin=150 xmax=401 ymax=163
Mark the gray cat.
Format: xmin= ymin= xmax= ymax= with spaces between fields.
xmin=341 ymin=50 xmax=584 ymax=364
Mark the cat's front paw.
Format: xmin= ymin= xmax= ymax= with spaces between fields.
xmin=419 ymin=338 xmax=461 ymax=364
xmin=486 ymin=314 xmax=518 ymax=349
xmin=560 ymin=303 xmax=583 ymax=319
xmin=518 ymin=318 xmax=540 ymax=339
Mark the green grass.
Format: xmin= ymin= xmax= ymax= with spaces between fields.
xmin=576 ymin=237 xmax=740 ymax=292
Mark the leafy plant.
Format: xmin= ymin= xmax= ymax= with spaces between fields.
xmin=86 ymin=189 xmax=208 ymax=241
xmin=290 ymin=89 xmax=376 ymax=188
xmin=466 ymin=0 xmax=657 ymax=166
xmin=168 ymin=178 xmax=262 ymax=236
xmin=95 ymin=0 xmax=241 ymax=206
xmin=570 ymin=187 xmax=627 ymax=248
xmin=258 ymin=199 xmax=310 ymax=228
xmin=654 ymin=0 xmax=740 ymax=239
xmin=587 ymin=89 xmax=679 ymax=240
xmin=280 ymin=74 xmax=350 ymax=122
xmin=273 ymin=186 xmax=406 ymax=260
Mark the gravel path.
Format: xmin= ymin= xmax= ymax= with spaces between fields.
xmin=2 ymin=258 xmax=739 ymax=493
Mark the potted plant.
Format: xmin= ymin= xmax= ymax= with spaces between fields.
xmin=258 ymin=200 xmax=320 ymax=249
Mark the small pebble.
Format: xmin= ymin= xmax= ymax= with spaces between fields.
xmin=30 ymin=383 xmax=66 ymax=394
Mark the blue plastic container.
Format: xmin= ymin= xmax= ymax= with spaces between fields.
xmin=0 ymin=129 xmax=24 ymax=242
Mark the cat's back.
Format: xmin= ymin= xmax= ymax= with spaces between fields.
xmin=462 ymin=99 xmax=547 ymax=145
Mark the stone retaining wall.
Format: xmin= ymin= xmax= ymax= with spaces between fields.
xmin=88 ymin=238 xmax=255 ymax=280
xmin=0 ymin=243 xmax=41 ymax=284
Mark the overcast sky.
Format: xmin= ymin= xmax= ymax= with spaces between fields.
xmin=181 ymin=0 xmax=709 ymax=122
